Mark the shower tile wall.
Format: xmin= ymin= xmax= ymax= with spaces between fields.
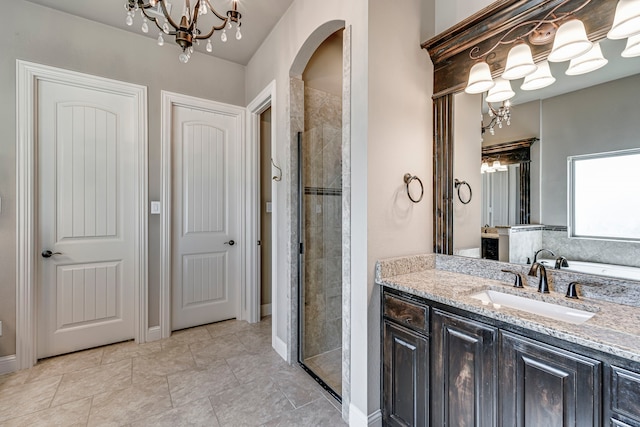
xmin=303 ymin=86 xmax=342 ymax=359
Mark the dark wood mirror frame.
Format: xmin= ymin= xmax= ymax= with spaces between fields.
xmin=421 ymin=0 xmax=618 ymax=254
xmin=482 ymin=137 xmax=537 ymax=225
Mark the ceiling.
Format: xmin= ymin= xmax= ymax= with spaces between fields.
xmin=24 ymin=0 xmax=295 ymax=65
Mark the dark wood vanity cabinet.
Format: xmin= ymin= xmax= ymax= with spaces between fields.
xmin=431 ymin=309 xmax=497 ymax=426
xmin=381 ymin=288 xmax=640 ymax=427
xmin=499 ymin=331 xmax=601 ymax=427
xmin=382 ymin=293 xmax=429 ymax=427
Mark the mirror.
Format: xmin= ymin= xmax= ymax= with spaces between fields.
xmin=452 ymin=37 xmax=640 ymax=278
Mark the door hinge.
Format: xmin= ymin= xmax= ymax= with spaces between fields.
xmin=299 ymin=242 xmax=304 ymax=254
xmin=257 ymin=240 xmax=261 ymax=246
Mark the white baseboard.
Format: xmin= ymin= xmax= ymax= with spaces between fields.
xmin=146 ymin=326 xmax=161 ymax=342
xmin=368 ymin=409 xmax=382 ymax=426
xmin=0 ymin=355 xmax=18 ymax=375
xmin=349 ymin=405 xmax=382 ymax=427
xmin=273 ymin=336 xmax=287 ymax=361
xmin=260 ymin=303 xmax=272 ymax=317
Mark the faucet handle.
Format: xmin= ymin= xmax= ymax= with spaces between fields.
xmin=501 ymin=269 xmax=524 ymax=288
xmin=566 ymin=282 xmax=580 ymax=299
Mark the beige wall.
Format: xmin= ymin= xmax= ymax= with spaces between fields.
xmin=367 ymin=0 xmax=433 ymax=414
xmin=0 ymin=0 xmax=245 ymax=357
xmin=453 ymin=92 xmax=482 ymax=253
xmin=435 ymin=0 xmax=494 ymax=34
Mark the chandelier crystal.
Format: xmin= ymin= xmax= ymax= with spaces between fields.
xmin=124 ymin=0 xmax=242 ymax=63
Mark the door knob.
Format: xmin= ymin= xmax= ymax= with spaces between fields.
xmin=41 ymin=250 xmax=62 ymax=258
xmin=224 ymin=240 xmax=235 ymax=246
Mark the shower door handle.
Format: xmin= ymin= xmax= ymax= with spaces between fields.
xmin=224 ymin=240 xmax=235 ymax=246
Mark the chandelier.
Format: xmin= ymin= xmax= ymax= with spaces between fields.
xmin=124 ymin=0 xmax=243 ymax=63
xmin=482 ymin=100 xmax=511 ymax=136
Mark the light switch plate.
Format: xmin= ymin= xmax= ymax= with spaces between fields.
xmin=151 ymin=201 xmax=161 ymax=215
xmin=266 ymin=202 xmax=272 ymax=213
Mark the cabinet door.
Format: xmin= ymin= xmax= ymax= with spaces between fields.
xmin=606 ymin=365 xmax=640 ymax=427
xmin=383 ymin=320 xmax=429 ymax=427
xmin=500 ymin=331 xmax=601 ymax=427
xmin=431 ymin=309 xmax=497 ymax=427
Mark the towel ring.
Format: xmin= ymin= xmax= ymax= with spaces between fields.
xmin=454 ymin=179 xmax=472 ymax=204
xmin=404 ymin=173 xmax=424 ymax=203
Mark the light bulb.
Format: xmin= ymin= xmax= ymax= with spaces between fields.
xmin=142 ymin=18 xmax=149 ymax=33
xmin=150 ymin=0 xmax=156 ymax=6
xmin=221 ymin=30 xmax=227 ymax=42
xmin=157 ymin=32 xmax=164 ymax=46
xmin=206 ymin=39 xmax=213 ymax=52
xmin=236 ymin=27 xmax=242 ymax=40
xmin=126 ymin=14 xmax=134 ymax=26
xmin=179 ymin=52 xmax=189 ymax=63
xmin=200 ymin=3 xmax=207 ymax=14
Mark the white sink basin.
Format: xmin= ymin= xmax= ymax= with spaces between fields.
xmin=470 ymin=289 xmax=597 ymax=325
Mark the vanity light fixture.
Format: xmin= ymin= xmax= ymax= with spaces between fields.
xmin=521 ymin=61 xmax=556 ymax=90
xmin=608 ymin=0 xmax=640 ymax=39
xmin=566 ymin=42 xmax=609 ymax=75
xmin=547 ymin=19 xmax=592 ymax=62
xmin=622 ymin=33 xmax=640 ymax=57
xmin=502 ymin=43 xmax=538 ymax=80
xmin=124 ymin=0 xmax=243 ymax=63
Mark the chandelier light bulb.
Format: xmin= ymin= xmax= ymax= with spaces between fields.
xmin=157 ymin=32 xmax=164 ymax=46
xmin=200 ymin=3 xmax=208 ymax=15
xmin=236 ymin=27 xmax=242 ymax=40
xmin=149 ymin=0 xmax=156 ymax=6
xmin=221 ymin=29 xmax=228 ymax=42
xmin=142 ymin=18 xmax=149 ymax=33
xmin=206 ymin=39 xmax=213 ymax=52
xmin=608 ymin=0 xmax=640 ymax=39
xmin=548 ymin=19 xmax=592 ymax=62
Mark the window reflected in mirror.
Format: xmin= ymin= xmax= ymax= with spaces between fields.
xmin=569 ymin=149 xmax=640 ymax=241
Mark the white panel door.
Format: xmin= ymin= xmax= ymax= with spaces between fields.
xmin=37 ymin=80 xmax=137 ymax=358
xmin=171 ymin=105 xmax=240 ymax=330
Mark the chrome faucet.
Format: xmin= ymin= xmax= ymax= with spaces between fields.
xmin=555 ymin=256 xmax=569 ymax=269
xmin=533 ymin=248 xmax=555 ymax=264
xmin=528 ymin=262 xmax=550 ymax=293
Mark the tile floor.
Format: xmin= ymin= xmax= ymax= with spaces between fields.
xmin=0 ymin=317 xmax=347 ymax=426
xmin=303 ymin=348 xmax=342 ymax=396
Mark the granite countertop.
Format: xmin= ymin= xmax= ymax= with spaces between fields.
xmin=376 ymin=259 xmax=640 ymax=363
